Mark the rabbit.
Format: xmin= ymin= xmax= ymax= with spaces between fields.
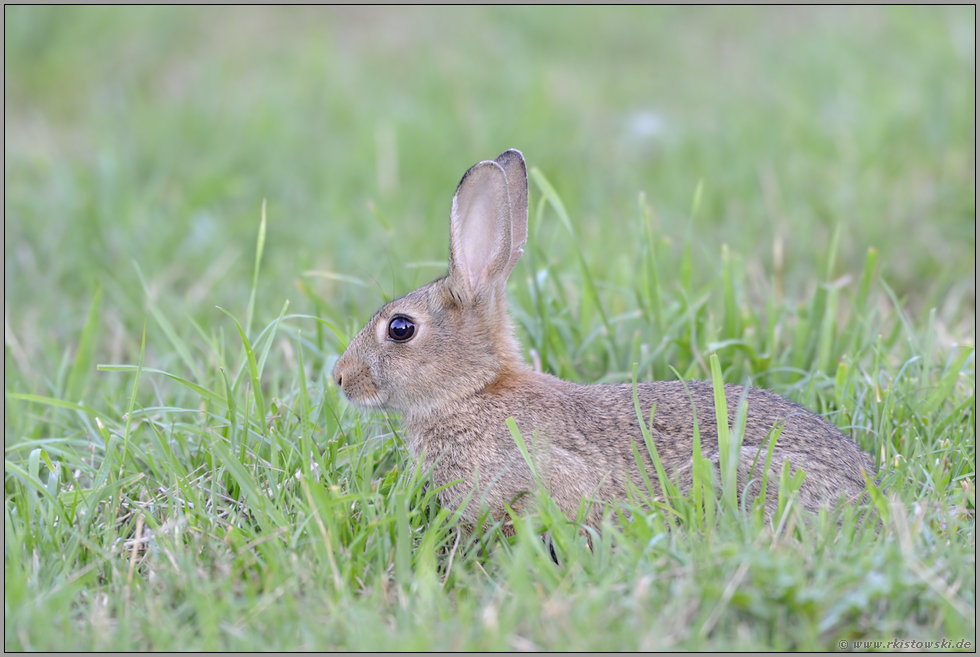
xmin=333 ymin=149 xmax=877 ymax=531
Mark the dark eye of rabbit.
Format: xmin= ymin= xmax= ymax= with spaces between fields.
xmin=387 ymin=316 xmax=416 ymax=342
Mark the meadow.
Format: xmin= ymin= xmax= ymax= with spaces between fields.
xmin=4 ymin=6 xmax=975 ymax=650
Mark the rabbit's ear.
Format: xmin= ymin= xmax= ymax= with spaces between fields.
xmin=449 ymin=159 xmax=520 ymax=297
xmin=494 ymin=149 xmax=528 ymax=274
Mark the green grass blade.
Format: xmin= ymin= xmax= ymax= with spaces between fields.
xmin=64 ymin=287 xmax=101 ymax=403
xmin=296 ymin=334 xmax=313 ymax=476
xmin=246 ymin=199 xmax=268 ymax=339
xmin=97 ymin=365 xmax=226 ymax=406
xmin=638 ymin=192 xmax=663 ymax=332
xmin=394 ymin=489 xmax=412 ymax=586
xmin=209 ymin=435 xmax=285 ymax=530
xmin=631 ymin=363 xmax=678 ymax=507
xmin=816 ymin=284 xmax=839 ymax=374
xmin=5 ymin=393 xmax=104 ymax=420
xmin=119 ymin=323 xmax=146 ymax=476
xmin=690 ymin=179 xmax=704 ymax=219
xmin=721 ymin=245 xmax=739 ymax=340
xmin=257 ymin=300 xmax=290 ymax=378
xmin=824 ymin=221 xmax=842 ymax=281
xmin=845 ymin=246 xmax=879 ymax=355
xmin=218 ymin=307 xmax=267 ymax=439
xmin=529 ymin=167 xmax=574 ymax=236
xmin=5 ymin=459 xmax=64 ymax=509
xmin=530 ymin=166 xmax=611 ymax=336
xmin=506 ymin=416 xmax=539 ymax=485
xmin=926 ymin=346 xmax=974 ymax=413
xmin=753 ymin=425 xmax=781 ymax=522
xmin=710 ymin=353 xmax=736 ymax=511
xmin=684 ymin=379 xmax=707 ymax=527
xmin=219 ymin=367 xmax=238 ymax=448
xmin=133 ymin=262 xmax=202 ymax=382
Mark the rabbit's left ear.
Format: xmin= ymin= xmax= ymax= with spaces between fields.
xmin=494 ymin=149 xmax=528 ymax=275
xmin=449 ymin=151 xmax=528 ymax=299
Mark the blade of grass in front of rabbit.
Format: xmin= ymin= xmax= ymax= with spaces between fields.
xmin=673 ymin=368 xmax=715 ymax=530
xmin=750 ymin=424 xmax=782 ymax=522
xmin=631 ymin=363 xmax=679 ymax=513
xmin=505 ymin=417 xmax=545 ymax=495
xmin=625 ymin=419 xmax=657 ymax=508
xmin=773 ymin=458 xmax=808 ymax=539
xmin=691 ymin=384 xmax=705 ymax=527
xmin=732 ymin=383 xmax=750 ymax=517
xmin=710 ymin=353 xmax=740 ymax=514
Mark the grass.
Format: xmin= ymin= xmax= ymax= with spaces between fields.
xmin=4 ymin=6 xmax=976 ymax=651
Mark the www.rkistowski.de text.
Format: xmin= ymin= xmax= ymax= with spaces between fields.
xmin=839 ymin=639 xmax=972 ymax=650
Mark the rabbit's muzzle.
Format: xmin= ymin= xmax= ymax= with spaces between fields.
xmin=333 ymin=354 xmax=383 ymax=408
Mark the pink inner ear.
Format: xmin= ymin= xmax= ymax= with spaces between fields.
xmin=450 ymin=161 xmax=512 ymax=294
xmin=459 ymin=191 xmax=500 ymax=291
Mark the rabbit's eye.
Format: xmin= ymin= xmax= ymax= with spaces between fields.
xmin=387 ymin=316 xmax=416 ymax=342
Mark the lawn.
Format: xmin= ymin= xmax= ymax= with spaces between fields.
xmin=4 ymin=6 xmax=975 ymax=650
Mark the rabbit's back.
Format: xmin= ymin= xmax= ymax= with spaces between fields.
xmin=406 ymin=369 xmax=875 ymax=525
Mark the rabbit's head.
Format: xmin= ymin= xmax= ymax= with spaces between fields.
xmin=333 ymin=149 xmax=529 ymax=418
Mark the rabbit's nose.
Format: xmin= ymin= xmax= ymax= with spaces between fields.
xmin=332 ymin=356 xmax=347 ymax=388
xmin=333 ymin=352 xmax=359 ymax=391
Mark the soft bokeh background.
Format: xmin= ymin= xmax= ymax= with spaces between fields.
xmin=5 ymin=6 xmax=975 ymax=368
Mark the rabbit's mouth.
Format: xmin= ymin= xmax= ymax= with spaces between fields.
xmin=333 ymin=358 xmax=387 ymax=409
xmin=336 ymin=382 xmax=387 ymax=410
xmin=342 ymin=391 xmax=386 ymax=410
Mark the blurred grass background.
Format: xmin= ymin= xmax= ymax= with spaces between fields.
xmin=4 ymin=6 xmax=976 ymax=651
xmin=5 ymin=6 xmax=975 ymax=362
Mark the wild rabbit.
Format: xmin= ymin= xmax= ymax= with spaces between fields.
xmin=333 ymin=149 xmax=876 ymax=530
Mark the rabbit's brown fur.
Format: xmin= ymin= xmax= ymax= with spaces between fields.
xmin=334 ymin=149 xmax=876 ymax=529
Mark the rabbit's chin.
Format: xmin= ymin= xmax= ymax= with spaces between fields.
xmin=338 ymin=389 xmax=389 ymax=411
xmin=342 ymin=383 xmax=471 ymax=419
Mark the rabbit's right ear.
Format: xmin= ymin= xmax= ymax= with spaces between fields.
xmin=448 ymin=156 xmax=526 ymax=301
